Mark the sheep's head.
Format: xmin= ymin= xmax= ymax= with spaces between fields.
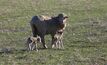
xmin=57 ymin=13 xmax=68 ymax=23
xmin=56 ymin=13 xmax=68 ymax=29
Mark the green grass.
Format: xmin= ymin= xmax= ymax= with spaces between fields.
xmin=0 ymin=0 xmax=107 ymax=65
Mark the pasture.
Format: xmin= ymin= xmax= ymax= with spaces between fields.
xmin=0 ymin=0 xmax=107 ymax=65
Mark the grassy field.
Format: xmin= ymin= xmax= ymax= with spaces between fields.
xmin=0 ymin=0 xmax=107 ymax=65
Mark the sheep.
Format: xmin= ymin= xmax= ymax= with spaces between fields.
xmin=26 ymin=36 xmax=41 ymax=51
xmin=30 ymin=13 xmax=68 ymax=49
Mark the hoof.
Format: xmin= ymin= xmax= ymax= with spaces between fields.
xmin=43 ymin=45 xmax=48 ymax=49
xmin=35 ymin=49 xmax=38 ymax=52
xmin=52 ymin=44 xmax=55 ymax=48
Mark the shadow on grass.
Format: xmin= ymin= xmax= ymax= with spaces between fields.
xmin=0 ymin=47 xmax=65 ymax=54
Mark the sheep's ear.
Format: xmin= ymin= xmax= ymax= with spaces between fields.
xmin=64 ymin=16 xmax=68 ymax=18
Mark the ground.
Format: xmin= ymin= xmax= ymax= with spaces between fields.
xmin=0 ymin=0 xmax=107 ymax=65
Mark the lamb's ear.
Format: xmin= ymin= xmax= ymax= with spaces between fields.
xmin=27 ymin=37 xmax=32 ymax=43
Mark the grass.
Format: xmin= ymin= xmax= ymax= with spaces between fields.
xmin=0 ymin=0 xmax=107 ymax=65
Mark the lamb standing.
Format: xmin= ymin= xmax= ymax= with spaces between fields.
xmin=53 ymin=30 xmax=64 ymax=49
xmin=26 ymin=36 xmax=41 ymax=51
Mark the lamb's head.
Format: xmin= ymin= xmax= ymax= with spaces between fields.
xmin=54 ymin=30 xmax=63 ymax=40
xmin=27 ymin=36 xmax=41 ymax=44
xmin=36 ymin=36 xmax=41 ymax=43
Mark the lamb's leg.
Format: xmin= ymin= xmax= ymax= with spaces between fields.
xmin=60 ymin=39 xmax=64 ymax=49
xmin=51 ymin=35 xmax=55 ymax=48
xmin=29 ymin=43 xmax=32 ymax=51
xmin=35 ymin=43 xmax=38 ymax=51
xmin=58 ymin=41 xmax=61 ymax=49
xmin=26 ymin=43 xmax=30 ymax=51
xmin=32 ymin=43 xmax=36 ymax=50
xmin=54 ymin=40 xmax=58 ymax=48
xmin=31 ymin=24 xmax=38 ymax=37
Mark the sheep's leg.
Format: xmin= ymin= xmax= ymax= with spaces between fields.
xmin=40 ymin=35 xmax=47 ymax=49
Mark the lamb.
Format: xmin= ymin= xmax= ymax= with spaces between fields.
xmin=52 ymin=30 xmax=64 ymax=49
xmin=26 ymin=36 xmax=41 ymax=51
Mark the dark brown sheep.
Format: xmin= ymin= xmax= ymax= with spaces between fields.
xmin=30 ymin=13 xmax=68 ymax=48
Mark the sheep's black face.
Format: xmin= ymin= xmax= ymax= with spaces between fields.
xmin=55 ymin=13 xmax=68 ymax=29
xmin=57 ymin=13 xmax=68 ymax=25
